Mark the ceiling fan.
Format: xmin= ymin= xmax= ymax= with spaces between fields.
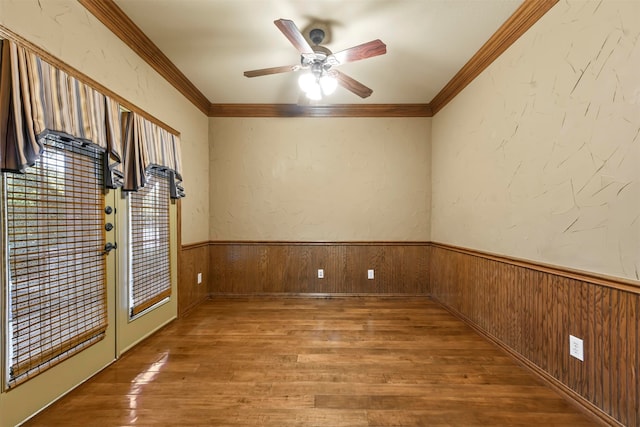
xmin=243 ymin=19 xmax=387 ymax=99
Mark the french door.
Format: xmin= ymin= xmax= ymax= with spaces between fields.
xmin=0 ymin=136 xmax=118 ymax=425
xmin=0 ymin=136 xmax=178 ymax=426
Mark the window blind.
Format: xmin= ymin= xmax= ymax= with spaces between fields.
xmin=4 ymin=136 xmax=107 ymax=387
xmin=129 ymin=170 xmax=171 ymax=317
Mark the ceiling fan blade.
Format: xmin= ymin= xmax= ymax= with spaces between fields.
xmin=274 ymin=19 xmax=314 ymax=54
xmin=332 ymin=39 xmax=387 ymax=65
xmin=244 ymin=64 xmax=300 ymax=78
xmin=332 ymin=70 xmax=373 ymax=98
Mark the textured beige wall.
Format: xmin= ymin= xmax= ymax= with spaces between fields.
xmin=0 ymin=0 xmax=210 ymax=245
xmin=432 ymin=0 xmax=640 ymax=281
xmin=210 ymin=117 xmax=431 ymax=241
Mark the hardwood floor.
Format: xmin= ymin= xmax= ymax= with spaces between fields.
xmin=25 ymin=297 xmax=598 ymax=426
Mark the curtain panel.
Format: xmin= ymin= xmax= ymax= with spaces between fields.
xmin=122 ymin=111 xmax=185 ymax=198
xmin=0 ymin=40 xmax=123 ymax=187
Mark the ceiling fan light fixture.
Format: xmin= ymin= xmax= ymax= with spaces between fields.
xmin=319 ymin=74 xmax=337 ymax=95
xmin=298 ymin=72 xmax=316 ymax=93
xmin=305 ymin=84 xmax=322 ymax=100
xmin=299 ymin=69 xmax=337 ymax=99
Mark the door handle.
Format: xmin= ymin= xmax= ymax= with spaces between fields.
xmin=103 ymin=242 xmax=117 ymax=255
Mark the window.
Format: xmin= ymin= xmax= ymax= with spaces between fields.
xmin=3 ymin=136 xmax=107 ymax=388
xmin=128 ymin=170 xmax=171 ymax=318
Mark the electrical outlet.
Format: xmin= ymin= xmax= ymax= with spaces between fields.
xmin=367 ymin=269 xmax=374 ymax=280
xmin=197 ymin=272 xmax=202 ymax=284
xmin=569 ymin=335 xmax=584 ymax=361
xmin=317 ymin=269 xmax=324 ymax=279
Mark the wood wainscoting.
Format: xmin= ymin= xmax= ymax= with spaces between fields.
xmin=429 ymin=243 xmax=639 ymax=427
xmin=209 ymin=241 xmax=430 ymax=295
xmin=178 ymin=241 xmax=211 ymax=316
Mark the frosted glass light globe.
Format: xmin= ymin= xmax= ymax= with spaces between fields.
xmin=319 ymin=75 xmax=337 ymax=95
xmin=298 ymin=73 xmax=315 ymax=93
xmin=305 ymin=84 xmax=322 ymax=100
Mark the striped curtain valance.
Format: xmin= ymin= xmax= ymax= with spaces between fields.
xmin=0 ymin=39 xmax=123 ymax=187
xmin=122 ymin=111 xmax=184 ymax=198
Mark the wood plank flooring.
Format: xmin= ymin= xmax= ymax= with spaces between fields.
xmin=25 ymin=297 xmax=598 ymax=426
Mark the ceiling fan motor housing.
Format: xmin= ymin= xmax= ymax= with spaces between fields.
xmin=309 ymin=28 xmax=325 ymax=45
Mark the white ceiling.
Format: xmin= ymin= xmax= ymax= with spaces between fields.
xmin=114 ymin=0 xmax=524 ymax=105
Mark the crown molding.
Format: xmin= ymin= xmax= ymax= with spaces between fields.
xmin=430 ymin=0 xmax=558 ymax=114
xmin=79 ymin=0 xmax=557 ymax=118
xmin=209 ymin=103 xmax=432 ymax=118
xmin=78 ymin=0 xmax=210 ymax=115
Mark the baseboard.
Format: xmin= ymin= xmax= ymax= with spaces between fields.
xmin=209 ymin=292 xmax=430 ymax=298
